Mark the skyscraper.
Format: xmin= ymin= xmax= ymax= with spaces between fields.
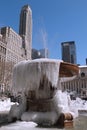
xmin=19 ymin=5 xmax=32 ymax=59
xmin=32 ymin=48 xmax=49 ymax=60
xmin=61 ymin=41 xmax=77 ymax=64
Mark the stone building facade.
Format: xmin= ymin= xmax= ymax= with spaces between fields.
xmin=1 ymin=27 xmax=25 ymax=63
xmin=0 ymin=27 xmax=26 ymax=90
xmin=0 ymin=5 xmax=32 ymax=91
xmin=61 ymin=66 xmax=87 ymax=99
xmin=0 ymin=34 xmax=6 ymax=84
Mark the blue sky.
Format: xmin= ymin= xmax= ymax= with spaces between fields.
xmin=0 ymin=0 xmax=87 ymax=65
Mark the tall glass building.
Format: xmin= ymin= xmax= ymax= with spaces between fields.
xmin=61 ymin=41 xmax=77 ymax=64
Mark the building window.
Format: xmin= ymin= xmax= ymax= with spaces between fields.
xmin=81 ymin=72 xmax=85 ymax=77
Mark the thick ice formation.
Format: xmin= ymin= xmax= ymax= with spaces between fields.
xmin=53 ymin=90 xmax=79 ymax=118
xmin=12 ymin=59 xmax=62 ymax=99
xmin=0 ymin=92 xmax=87 ymax=115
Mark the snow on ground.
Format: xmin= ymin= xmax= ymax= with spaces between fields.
xmin=0 ymin=98 xmax=18 ymax=113
xmin=0 ymin=121 xmax=38 ymax=130
xmin=70 ymin=97 xmax=87 ymax=110
xmin=0 ymin=91 xmax=87 ymax=114
xmin=0 ymin=91 xmax=87 ymax=129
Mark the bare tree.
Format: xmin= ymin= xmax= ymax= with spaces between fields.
xmin=0 ymin=59 xmax=5 ymax=84
xmin=3 ymin=61 xmax=14 ymax=95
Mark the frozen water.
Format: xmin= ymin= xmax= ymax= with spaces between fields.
xmin=12 ymin=59 xmax=62 ymax=97
xmin=0 ymin=59 xmax=86 ymax=128
xmin=10 ymin=58 xmax=80 ymax=125
xmin=0 ymin=91 xmax=87 ymax=116
xmin=53 ymin=90 xmax=79 ymax=118
xmin=54 ymin=90 xmax=70 ymax=113
xmin=0 ymin=90 xmax=87 ymax=128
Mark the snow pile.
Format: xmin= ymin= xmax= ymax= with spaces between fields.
xmin=0 ymin=90 xmax=87 ymax=127
xmin=54 ymin=90 xmax=70 ymax=114
xmin=54 ymin=90 xmax=87 ymax=118
xmin=69 ymin=96 xmax=87 ymax=116
xmin=70 ymin=97 xmax=87 ymax=110
xmin=1 ymin=121 xmax=37 ymax=129
xmin=0 ymin=91 xmax=87 ymax=116
xmin=0 ymin=98 xmax=18 ymax=113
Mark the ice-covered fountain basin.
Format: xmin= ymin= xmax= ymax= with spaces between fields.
xmin=9 ymin=59 xmax=79 ymax=125
xmin=12 ymin=58 xmax=79 ymax=100
xmin=12 ymin=59 xmax=61 ymax=99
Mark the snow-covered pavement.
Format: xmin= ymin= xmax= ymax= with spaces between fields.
xmin=0 ymin=121 xmax=38 ymax=130
xmin=0 ymin=91 xmax=87 ymax=129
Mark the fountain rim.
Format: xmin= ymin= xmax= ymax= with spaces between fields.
xmin=59 ymin=62 xmax=79 ymax=77
xmin=15 ymin=58 xmax=79 ymax=77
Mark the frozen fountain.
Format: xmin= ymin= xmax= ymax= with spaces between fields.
xmin=9 ymin=58 xmax=79 ymax=126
